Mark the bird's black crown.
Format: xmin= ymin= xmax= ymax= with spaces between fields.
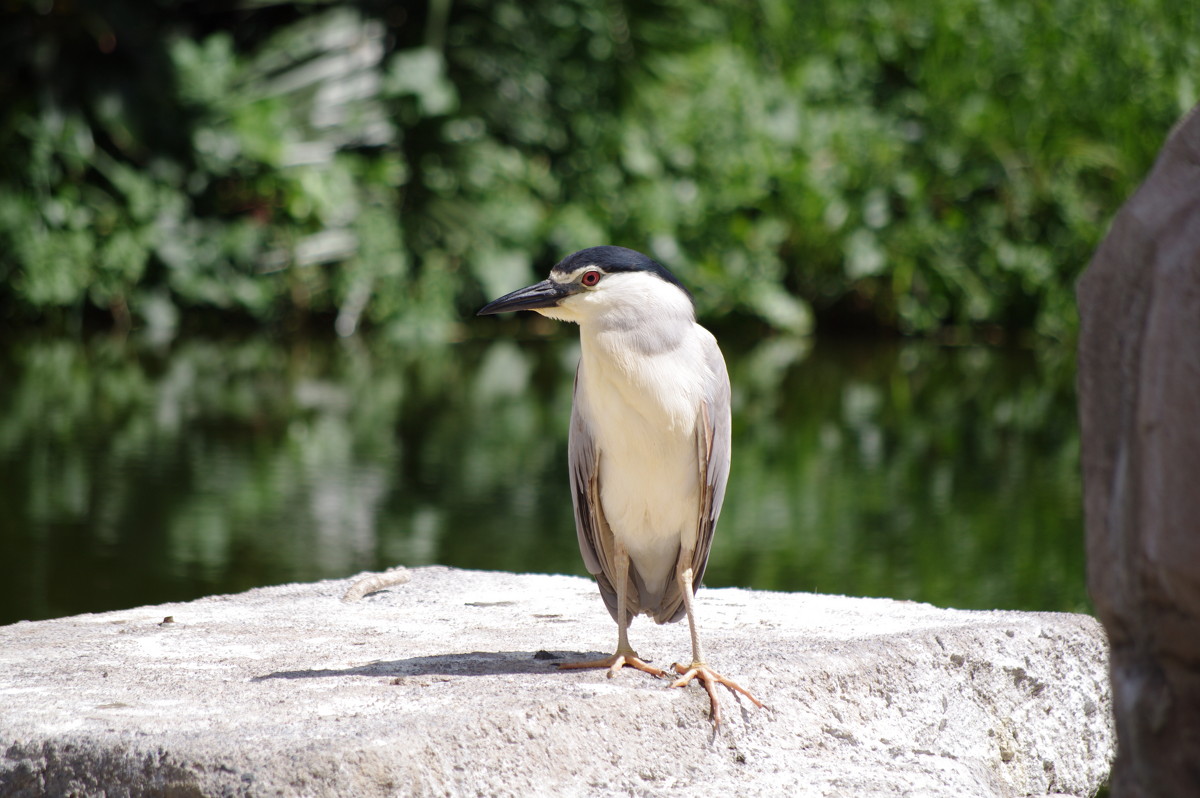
xmin=552 ymin=246 xmax=693 ymax=303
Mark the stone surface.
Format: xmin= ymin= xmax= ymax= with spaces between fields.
xmin=1076 ymin=102 xmax=1200 ymax=798
xmin=1 ymin=567 xmax=1110 ymax=797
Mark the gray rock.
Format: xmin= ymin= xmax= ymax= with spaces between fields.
xmin=1077 ymin=101 xmax=1200 ymax=798
xmin=0 ymin=567 xmax=1111 ymax=797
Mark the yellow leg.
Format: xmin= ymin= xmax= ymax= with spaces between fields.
xmin=559 ymin=544 xmax=667 ymax=679
xmin=669 ymin=563 xmax=764 ymax=725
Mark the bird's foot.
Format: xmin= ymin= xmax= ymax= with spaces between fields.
xmin=558 ymin=651 xmax=668 ymax=679
xmin=669 ymin=661 xmax=764 ymax=726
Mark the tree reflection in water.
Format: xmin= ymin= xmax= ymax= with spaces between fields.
xmin=0 ymin=331 xmax=1085 ymax=625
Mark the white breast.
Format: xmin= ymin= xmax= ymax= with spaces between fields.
xmin=577 ymin=323 xmax=709 ymax=601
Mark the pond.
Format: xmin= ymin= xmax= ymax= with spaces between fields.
xmin=0 ymin=327 xmax=1087 ymax=626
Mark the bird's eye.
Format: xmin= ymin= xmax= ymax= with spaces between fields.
xmin=581 ymin=270 xmax=602 ymax=287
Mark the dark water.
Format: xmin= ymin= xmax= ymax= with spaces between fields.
xmin=0 ymin=329 xmax=1087 ymax=626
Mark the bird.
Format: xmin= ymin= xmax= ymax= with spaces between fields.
xmin=478 ymin=245 xmax=762 ymax=725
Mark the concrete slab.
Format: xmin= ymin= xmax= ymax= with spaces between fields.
xmin=0 ymin=567 xmax=1112 ymax=797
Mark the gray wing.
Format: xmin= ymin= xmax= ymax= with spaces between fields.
xmin=693 ymin=333 xmax=733 ymax=588
xmin=656 ymin=331 xmax=732 ymax=624
xmin=568 ymin=364 xmax=625 ymax=622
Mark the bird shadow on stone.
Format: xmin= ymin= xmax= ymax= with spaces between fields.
xmin=252 ymin=649 xmax=616 ymax=681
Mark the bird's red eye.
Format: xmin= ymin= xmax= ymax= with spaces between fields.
xmin=581 ymin=270 xmax=601 ymax=287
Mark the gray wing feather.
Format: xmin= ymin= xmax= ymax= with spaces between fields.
xmin=568 ymin=364 xmax=623 ymax=622
xmin=693 ymin=334 xmax=732 ymax=587
xmin=655 ymin=332 xmax=732 ymax=624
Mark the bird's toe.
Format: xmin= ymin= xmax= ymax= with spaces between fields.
xmin=669 ymin=661 xmax=764 ymax=726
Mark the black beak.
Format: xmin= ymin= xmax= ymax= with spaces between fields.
xmin=477 ymin=279 xmax=573 ymax=316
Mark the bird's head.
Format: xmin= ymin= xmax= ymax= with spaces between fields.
xmin=477 ymin=246 xmax=694 ymax=326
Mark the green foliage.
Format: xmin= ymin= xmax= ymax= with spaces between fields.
xmin=0 ymin=0 xmax=1195 ymax=337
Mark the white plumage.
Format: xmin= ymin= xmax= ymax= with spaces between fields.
xmin=478 ymin=246 xmax=760 ymax=726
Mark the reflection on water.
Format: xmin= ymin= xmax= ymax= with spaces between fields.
xmin=0 ymin=330 xmax=1085 ymax=625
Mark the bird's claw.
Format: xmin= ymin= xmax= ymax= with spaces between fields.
xmin=558 ymin=652 xmax=668 ymax=679
xmin=669 ymin=661 xmax=764 ymax=726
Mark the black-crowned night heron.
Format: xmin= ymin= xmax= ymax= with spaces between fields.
xmin=478 ymin=245 xmax=762 ymax=725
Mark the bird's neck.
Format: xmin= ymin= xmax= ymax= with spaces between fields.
xmin=578 ymin=306 xmax=693 ymax=360
xmin=576 ymin=312 xmax=706 ymax=432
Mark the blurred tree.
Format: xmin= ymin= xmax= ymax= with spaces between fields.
xmin=0 ymin=0 xmax=1194 ymax=339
